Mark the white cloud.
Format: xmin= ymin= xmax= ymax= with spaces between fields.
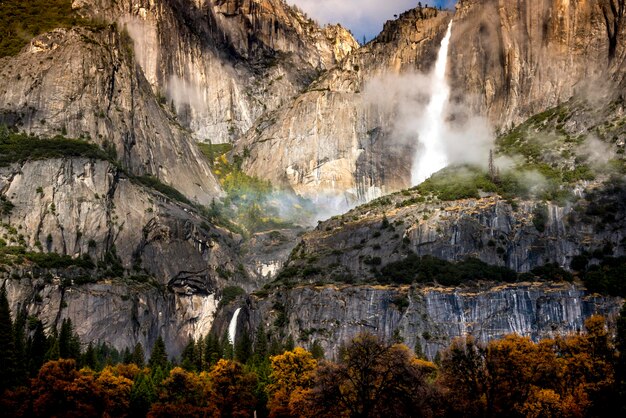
xmin=288 ymin=0 xmax=455 ymax=41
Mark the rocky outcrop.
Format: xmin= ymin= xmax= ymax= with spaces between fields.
xmin=72 ymin=0 xmax=359 ymax=142
xmin=274 ymin=186 xmax=625 ymax=285
xmin=0 ymin=156 xmax=256 ymax=356
xmin=0 ymin=27 xmax=220 ymax=204
xmin=237 ymin=8 xmax=452 ymax=204
xmin=229 ymin=282 xmax=623 ymax=360
xmin=2 ymin=276 xmax=218 ymax=358
xmin=0 ymin=158 xmax=244 ymax=286
xmin=449 ymin=0 xmax=626 ymax=130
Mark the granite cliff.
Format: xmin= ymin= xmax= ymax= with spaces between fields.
xmin=220 ymin=283 xmax=622 ymax=360
xmin=450 ymin=0 xmax=626 ymax=130
xmin=73 ymin=0 xmax=358 ymax=142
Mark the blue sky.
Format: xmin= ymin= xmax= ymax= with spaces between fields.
xmin=289 ymin=1 xmax=456 ymax=42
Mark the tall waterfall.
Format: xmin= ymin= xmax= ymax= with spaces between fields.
xmin=228 ymin=308 xmax=241 ymax=345
xmin=411 ymin=22 xmax=453 ymax=185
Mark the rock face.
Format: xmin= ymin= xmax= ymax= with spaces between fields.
xmin=0 ymin=27 xmax=220 ymax=205
xmin=73 ymin=0 xmax=358 ymax=143
xmin=275 ymin=182 xmax=625 ymax=284
xmin=0 ymin=158 xmax=242 ymax=285
xmin=237 ymin=8 xmax=452 ymax=205
xmin=449 ymin=0 xmax=626 ymax=130
xmin=229 ymin=283 xmax=623 ymax=360
xmin=0 ymin=156 xmax=251 ymax=355
xmin=2 ymin=277 xmax=218 ymax=358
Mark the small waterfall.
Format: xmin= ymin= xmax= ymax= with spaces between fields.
xmin=228 ymin=308 xmax=241 ymax=345
xmin=412 ymin=22 xmax=453 ymax=185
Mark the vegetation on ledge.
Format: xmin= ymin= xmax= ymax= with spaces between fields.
xmin=198 ymin=142 xmax=314 ymax=235
xmin=0 ymin=128 xmax=109 ymax=166
xmin=0 ymin=0 xmax=105 ymax=58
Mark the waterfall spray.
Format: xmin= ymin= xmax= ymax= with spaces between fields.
xmin=228 ymin=308 xmax=241 ymax=345
xmin=412 ymin=22 xmax=453 ymax=185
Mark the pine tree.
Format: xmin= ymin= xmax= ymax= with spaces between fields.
xmin=253 ymin=324 xmax=268 ymax=363
xmin=122 ymin=347 xmax=132 ymax=364
xmin=269 ymin=336 xmax=283 ymax=356
xmin=204 ymin=333 xmax=222 ymax=368
xmin=131 ymin=342 xmax=145 ymax=368
xmin=82 ymin=342 xmax=98 ymax=370
xmin=45 ymin=328 xmax=60 ymax=361
xmin=311 ymin=340 xmax=325 ymax=360
xmin=58 ymin=318 xmax=81 ymax=359
xmin=148 ymin=336 xmax=168 ymax=370
xmin=0 ymin=284 xmax=16 ymax=390
xmin=28 ymin=319 xmax=47 ymax=376
xmin=235 ymin=329 xmax=252 ymax=364
xmin=194 ymin=335 xmax=204 ymax=372
xmin=181 ymin=337 xmax=197 ymax=371
xmin=221 ymin=330 xmax=233 ymax=360
xmin=130 ymin=373 xmax=156 ymax=417
xmin=12 ymin=312 xmax=27 ymax=385
xmin=284 ymin=335 xmax=295 ymax=351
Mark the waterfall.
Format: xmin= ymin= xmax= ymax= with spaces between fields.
xmin=228 ymin=308 xmax=241 ymax=345
xmin=412 ymin=22 xmax=453 ymax=185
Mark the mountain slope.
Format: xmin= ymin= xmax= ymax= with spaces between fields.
xmin=73 ymin=0 xmax=359 ymax=142
xmin=0 ymin=26 xmax=221 ymax=204
xmin=236 ymin=7 xmax=452 ymax=205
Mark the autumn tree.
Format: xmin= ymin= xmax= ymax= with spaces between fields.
xmin=312 ymin=333 xmax=441 ymax=418
xmin=267 ymin=347 xmax=318 ymax=417
xmin=554 ymin=315 xmax=618 ymax=416
xmin=439 ymin=337 xmax=488 ymax=417
xmin=96 ymin=366 xmax=134 ymax=416
xmin=484 ymin=335 xmax=559 ymax=417
xmin=208 ymin=359 xmax=258 ymax=417
xmin=30 ymin=359 xmax=105 ymax=417
xmin=148 ymin=367 xmax=216 ymax=417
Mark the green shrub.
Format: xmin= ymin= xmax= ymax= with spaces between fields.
xmin=219 ymin=286 xmax=245 ymax=308
xmin=583 ymin=257 xmax=626 ymax=296
xmin=378 ymin=254 xmax=518 ymax=286
xmin=134 ymin=175 xmax=191 ymax=205
xmin=530 ymin=263 xmax=574 ymax=282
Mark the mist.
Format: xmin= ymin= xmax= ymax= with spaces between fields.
xmin=364 ymin=66 xmax=495 ymax=188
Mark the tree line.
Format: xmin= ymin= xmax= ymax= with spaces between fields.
xmin=1 ymin=284 xmax=626 ymax=417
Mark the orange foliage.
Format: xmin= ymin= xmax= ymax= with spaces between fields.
xmin=30 ymin=359 xmax=104 ymax=417
xmin=267 ymin=347 xmax=318 ymax=418
xmin=439 ymin=316 xmax=619 ymax=418
xmin=208 ymin=359 xmax=257 ymax=418
xmin=148 ymin=367 xmax=216 ymax=418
